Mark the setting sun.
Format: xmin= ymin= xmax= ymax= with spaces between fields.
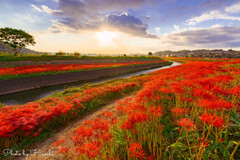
xmin=95 ymin=30 xmax=117 ymax=45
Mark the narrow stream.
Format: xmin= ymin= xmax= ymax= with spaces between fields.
xmin=0 ymin=61 xmax=181 ymax=106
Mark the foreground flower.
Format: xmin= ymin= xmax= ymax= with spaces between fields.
xmin=178 ymin=118 xmax=195 ymax=131
xmin=171 ymin=108 xmax=185 ymax=115
xmin=76 ymin=142 xmax=101 ymax=159
xmin=198 ymin=137 xmax=210 ymax=148
xmin=55 ymin=139 xmax=66 ymax=147
xmin=200 ymin=113 xmax=224 ymax=129
xmin=149 ymin=106 xmax=162 ymax=117
xmin=128 ymin=143 xmax=146 ymax=160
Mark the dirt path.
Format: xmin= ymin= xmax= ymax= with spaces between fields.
xmin=18 ymin=97 xmax=126 ymax=160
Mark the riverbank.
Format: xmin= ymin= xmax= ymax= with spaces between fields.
xmin=0 ymin=61 xmax=172 ymax=96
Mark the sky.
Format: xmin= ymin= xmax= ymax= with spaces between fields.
xmin=0 ymin=0 xmax=240 ymax=54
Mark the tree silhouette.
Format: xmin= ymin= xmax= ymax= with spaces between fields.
xmin=148 ymin=52 xmax=153 ymax=56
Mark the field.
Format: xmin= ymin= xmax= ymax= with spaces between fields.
xmin=0 ymin=58 xmax=239 ymax=159
xmin=0 ymin=54 xmax=161 ymax=62
xmin=0 ymin=57 xmax=171 ymax=96
xmin=0 ymin=60 xmax=165 ymax=80
xmin=0 ymin=55 xmax=163 ymax=79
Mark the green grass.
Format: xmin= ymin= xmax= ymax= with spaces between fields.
xmin=0 ymin=54 xmax=161 ymax=61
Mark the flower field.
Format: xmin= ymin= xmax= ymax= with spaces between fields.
xmin=0 ymin=60 xmax=165 ymax=79
xmin=0 ymin=80 xmax=141 ymax=149
xmin=0 ymin=58 xmax=239 ymax=159
xmin=54 ymin=58 xmax=240 ymax=159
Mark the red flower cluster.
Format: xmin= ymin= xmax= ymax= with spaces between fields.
xmin=128 ymin=143 xmax=146 ymax=160
xmin=121 ymin=111 xmax=150 ymax=130
xmin=178 ymin=118 xmax=195 ymax=131
xmin=69 ymin=115 xmax=116 ymax=159
xmin=0 ymin=60 xmax=165 ymax=78
xmin=200 ymin=113 xmax=224 ymax=129
xmin=0 ymin=81 xmax=138 ymax=148
xmin=171 ymin=108 xmax=185 ymax=115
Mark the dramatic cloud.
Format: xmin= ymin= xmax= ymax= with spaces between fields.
xmin=164 ymin=26 xmax=240 ymax=48
xmin=51 ymin=0 xmax=156 ymax=38
xmin=52 ymin=13 xmax=156 ymax=38
xmin=105 ymin=14 xmax=157 ymax=38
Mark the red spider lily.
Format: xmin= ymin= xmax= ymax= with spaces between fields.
xmin=198 ymin=137 xmax=210 ymax=148
xmin=0 ymin=60 xmax=165 ymax=78
xmin=101 ymin=111 xmax=113 ymax=118
xmin=171 ymin=108 xmax=185 ymax=115
xmin=51 ymin=59 xmax=240 ymax=159
xmin=76 ymin=142 xmax=101 ymax=159
xmin=74 ymin=127 xmax=93 ymax=139
xmin=102 ymin=132 xmax=112 ymax=142
xmin=55 ymin=139 xmax=66 ymax=147
xmin=149 ymin=106 xmax=162 ymax=117
xmin=121 ymin=112 xmax=150 ymax=130
xmin=212 ymin=85 xmax=229 ymax=96
xmin=178 ymin=118 xmax=195 ymax=131
xmin=59 ymin=146 xmax=69 ymax=154
xmin=229 ymin=86 xmax=240 ymax=97
xmin=0 ymin=81 xmax=137 ymax=142
xmin=199 ymin=98 xmax=232 ymax=110
xmin=170 ymin=82 xmax=184 ymax=94
xmin=193 ymin=88 xmax=217 ymax=100
xmin=2 ymin=58 xmax=240 ymax=159
xmin=128 ymin=143 xmax=146 ymax=160
xmin=200 ymin=113 xmax=224 ymax=129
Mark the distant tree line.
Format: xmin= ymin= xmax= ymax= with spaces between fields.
xmin=155 ymin=49 xmax=240 ymax=59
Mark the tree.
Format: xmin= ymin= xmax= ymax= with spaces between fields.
xmin=74 ymin=51 xmax=81 ymax=56
xmin=56 ymin=51 xmax=66 ymax=56
xmin=0 ymin=27 xmax=35 ymax=55
xmin=148 ymin=52 xmax=153 ymax=56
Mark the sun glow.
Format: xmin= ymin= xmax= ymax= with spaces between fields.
xmin=95 ymin=30 xmax=117 ymax=45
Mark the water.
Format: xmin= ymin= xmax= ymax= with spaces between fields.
xmin=0 ymin=61 xmax=181 ymax=106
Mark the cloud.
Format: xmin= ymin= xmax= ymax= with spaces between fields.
xmin=186 ymin=10 xmax=240 ymax=25
xmin=173 ymin=25 xmax=179 ymax=31
xmin=200 ymin=0 xmax=235 ymax=11
xmin=50 ymin=0 xmax=156 ymax=38
xmin=31 ymin=4 xmax=42 ymax=12
xmin=155 ymin=27 xmax=160 ymax=34
xmin=56 ymin=0 xmax=154 ymax=17
xmin=105 ymin=14 xmax=157 ymax=38
xmin=164 ymin=26 xmax=240 ymax=48
xmin=225 ymin=2 xmax=240 ymax=13
xmin=52 ymin=13 xmax=157 ymax=38
xmin=41 ymin=5 xmax=61 ymax=14
xmin=31 ymin=4 xmax=61 ymax=14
